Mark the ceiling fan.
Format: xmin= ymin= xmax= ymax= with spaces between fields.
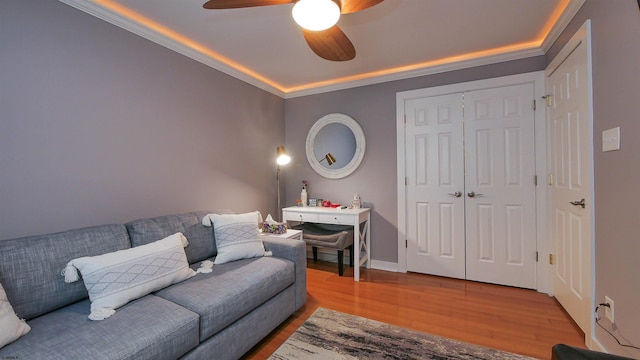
xmin=202 ymin=0 xmax=384 ymax=61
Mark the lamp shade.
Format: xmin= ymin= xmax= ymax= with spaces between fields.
xmin=324 ymin=152 xmax=336 ymax=165
xmin=319 ymin=152 xmax=336 ymax=166
xmin=276 ymin=146 xmax=291 ymax=165
xmin=292 ymin=0 xmax=340 ymax=31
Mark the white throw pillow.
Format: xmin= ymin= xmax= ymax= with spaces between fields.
xmin=63 ymin=232 xmax=195 ymax=320
xmin=0 ymin=282 xmax=31 ymax=349
xmin=210 ymin=211 xmax=271 ymax=264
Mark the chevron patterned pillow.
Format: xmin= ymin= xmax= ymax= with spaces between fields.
xmin=210 ymin=211 xmax=271 ymax=264
xmin=63 ymin=232 xmax=195 ymax=320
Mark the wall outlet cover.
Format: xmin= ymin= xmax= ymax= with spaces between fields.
xmin=604 ymin=296 xmax=615 ymax=323
xmin=602 ymin=127 xmax=620 ymax=152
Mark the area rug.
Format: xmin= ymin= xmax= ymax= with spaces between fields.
xmin=269 ymin=308 xmax=533 ymax=360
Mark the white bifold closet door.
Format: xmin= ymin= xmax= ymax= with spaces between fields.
xmin=405 ymin=83 xmax=537 ymax=289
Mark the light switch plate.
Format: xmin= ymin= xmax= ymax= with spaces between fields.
xmin=602 ymin=127 xmax=620 ymax=152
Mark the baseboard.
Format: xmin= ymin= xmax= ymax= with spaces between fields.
xmin=589 ymin=336 xmax=607 ymax=353
xmin=305 ymin=248 xmax=399 ymax=273
xmin=371 ymin=260 xmax=399 ymax=272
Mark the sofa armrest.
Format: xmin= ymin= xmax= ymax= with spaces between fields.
xmin=263 ymin=238 xmax=307 ymax=310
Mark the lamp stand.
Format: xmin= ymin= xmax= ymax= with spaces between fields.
xmin=276 ymin=165 xmax=282 ymax=222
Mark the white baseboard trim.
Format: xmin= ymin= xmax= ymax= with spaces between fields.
xmin=305 ymin=248 xmax=399 ymax=273
xmin=370 ymin=260 xmax=400 ymax=272
xmin=589 ymin=336 xmax=607 ymax=353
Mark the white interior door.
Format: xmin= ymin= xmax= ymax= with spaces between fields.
xmin=405 ymin=93 xmax=466 ymax=278
xmin=547 ymin=22 xmax=593 ymax=336
xmin=464 ymin=84 xmax=537 ymax=289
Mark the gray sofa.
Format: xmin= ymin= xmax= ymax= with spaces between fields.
xmin=0 ymin=211 xmax=307 ymax=360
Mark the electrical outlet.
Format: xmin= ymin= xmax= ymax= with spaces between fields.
xmin=605 ymin=296 xmax=615 ymax=323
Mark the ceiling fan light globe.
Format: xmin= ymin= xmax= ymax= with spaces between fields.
xmin=292 ymin=0 xmax=340 ymax=31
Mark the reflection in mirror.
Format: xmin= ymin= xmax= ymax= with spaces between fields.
xmin=306 ymin=113 xmax=365 ymax=179
xmin=313 ymin=123 xmax=356 ymax=169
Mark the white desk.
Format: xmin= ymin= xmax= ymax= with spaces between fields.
xmin=282 ymin=206 xmax=371 ymax=281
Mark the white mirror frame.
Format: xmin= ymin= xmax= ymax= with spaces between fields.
xmin=306 ymin=113 xmax=366 ymax=179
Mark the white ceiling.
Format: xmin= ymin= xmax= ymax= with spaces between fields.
xmin=60 ymin=0 xmax=584 ymax=98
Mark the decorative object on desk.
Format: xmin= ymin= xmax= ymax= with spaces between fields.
xmin=300 ymin=180 xmax=309 ymax=207
xmin=318 ymin=152 xmax=336 ymax=166
xmin=351 ymin=193 xmax=361 ymax=209
xmin=261 ymin=214 xmax=287 ymax=234
xmin=315 ymin=198 xmax=323 ymax=206
xmin=308 ymin=198 xmax=318 ymax=207
xmin=276 ymin=146 xmax=291 ymax=221
xmin=270 ymin=308 xmax=533 ymax=360
xmin=322 ymin=200 xmax=331 ymax=207
xmin=300 ymin=188 xmax=307 ymax=207
xmin=330 ymin=203 xmax=341 ymax=208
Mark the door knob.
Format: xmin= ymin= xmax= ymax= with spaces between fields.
xmin=447 ymin=191 xmax=462 ymax=198
xmin=467 ymin=191 xmax=484 ymax=198
xmin=570 ymin=198 xmax=586 ymax=209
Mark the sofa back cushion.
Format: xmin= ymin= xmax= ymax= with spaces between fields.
xmin=125 ymin=211 xmax=215 ymax=264
xmin=0 ymin=225 xmax=131 ymax=320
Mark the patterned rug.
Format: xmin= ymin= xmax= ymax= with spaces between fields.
xmin=269 ymin=308 xmax=534 ymax=360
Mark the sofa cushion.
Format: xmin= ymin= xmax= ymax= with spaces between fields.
xmin=64 ymin=233 xmax=195 ymax=320
xmin=0 ymin=282 xmax=30 ymax=349
xmin=125 ymin=211 xmax=216 ymax=264
xmin=0 ymin=225 xmax=131 ymax=320
xmin=154 ymin=256 xmax=295 ymax=341
xmin=0 ymin=295 xmax=200 ymax=360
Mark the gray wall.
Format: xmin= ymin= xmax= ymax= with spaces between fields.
xmin=547 ymin=1 xmax=640 ymax=356
xmin=284 ymin=56 xmax=546 ymax=264
xmin=0 ymin=0 xmax=285 ymax=240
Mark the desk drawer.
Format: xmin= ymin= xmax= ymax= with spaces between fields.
xmin=284 ymin=212 xmax=319 ymax=223
xmin=318 ymin=213 xmax=352 ymax=224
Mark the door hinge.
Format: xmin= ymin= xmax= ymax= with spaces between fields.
xmin=404 ymin=115 xmax=407 ymax=124
xmin=536 ymin=251 xmax=539 ymax=262
xmin=405 ymin=177 xmax=408 ymax=186
xmin=547 ymin=174 xmax=554 ymax=186
xmin=549 ymin=254 xmax=555 ymax=265
xmin=534 ymin=175 xmax=538 ymax=186
xmin=542 ymin=95 xmax=553 ymax=107
xmin=405 ymin=239 xmax=408 ymax=248
xmin=533 ymin=99 xmax=536 ymax=111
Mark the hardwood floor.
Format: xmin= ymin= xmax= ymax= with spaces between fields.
xmin=243 ymin=261 xmax=586 ymax=359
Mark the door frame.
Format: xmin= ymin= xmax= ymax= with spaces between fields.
xmin=396 ymin=72 xmax=551 ymax=293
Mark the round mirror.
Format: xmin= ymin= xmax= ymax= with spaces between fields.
xmin=306 ymin=113 xmax=365 ymax=179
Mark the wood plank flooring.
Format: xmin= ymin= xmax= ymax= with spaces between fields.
xmin=243 ymin=261 xmax=586 ymax=360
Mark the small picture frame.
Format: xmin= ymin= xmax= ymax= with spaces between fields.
xmin=308 ymin=198 xmax=318 ymax=207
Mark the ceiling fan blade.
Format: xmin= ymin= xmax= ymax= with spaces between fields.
xmin=203 ymin=0 xmax=293 ymax=10
xmin=302 ymin=25 xmax=355 ymax=61
xmin=339 ymin=0 xmax=383 ymax=14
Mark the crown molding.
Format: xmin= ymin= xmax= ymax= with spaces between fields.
xmin=58 ymin=0 xmax=579 ymax=99
xmin=541 ymin=0 xmax=587 ymax=52
xmin=284 ymin=47 xmax=544 ymax=98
